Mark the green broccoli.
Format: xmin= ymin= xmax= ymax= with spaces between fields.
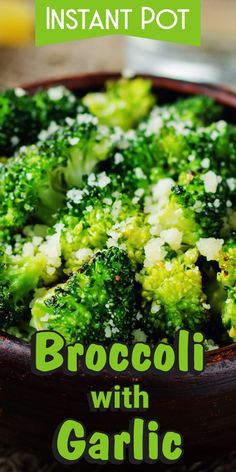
xmin=100 ymin=129 xmax=162 ymax=196
xmin=173 ymin=171 xmax=229 ymax=238
xmin=145 ymin=170 xmax=230 ymax=254
xmin=216 ymin=240 xmax=236 ymax=341
xmin=144 ymin=113 xmax=236 ymax=181
xmin=185 ymin=121 xmax=236 ymax=179
xmin=218 ymin=240 xmax=236 ymax=288
xmin=0 ymin=78 xmax=235 ymax=348
xmin=0 ymin=113 xmax=113 ymax=236
xmin=30 ymin=247 xmax=138 ymax=344
xmin=221 ymin=287 xmax=236 ymax=341
xmin=0 ymin=85 xmax=84 ymax=156
xmin=55 ymin=170 xmax=150 ymax=272
xmin=137 ymin=250 xmax=207 ymax=339
xmin=170 ymin=95 xmax=222 ymax=127
xmin=0 ymin=227 xmax=63 ymax=329
xmin=83 ymin=78 xmax=155 ymax=130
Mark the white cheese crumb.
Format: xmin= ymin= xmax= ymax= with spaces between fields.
xmin=196 ymin=238 xmax=224 ymax=261
xmin=114 ymin=153 xmax=124 ymax=164
xmin=75 ymin=248 xmax=93 ymax=263
xmin=152 ymin=178 xmax=174 ymax=201
xmin=14 ymin=87 xmax=26 ymax=97
xmin=160 ymin=228 xmax=183 ymax=251
xmin=201 ymin=158 xmax=210 ymax=169
xmin=201 ymin=171 xmax=222 ymax=193
xmin=105 ymin=325 xmax=112 ymax=338
xmin=97 ymin=172 xmax=111 ymax=188
xmin=11 ymin=136 xmax=20 ymax=146
xmin=144 ymin=238 xmax=166 ymax=267
xmin=67 ymin=188 xmax=84 ymax=204
xmin=68 ymin=137 xmax=80 ymax=146
xmin=227 ymin=178 xmax=236 ymax=192
xmin=132 ymin=329 xmax=148 ymax=343
xmin=47 ymin=86 xmax=65 ymax=101
xmin=151 ymin=302 xmax=161 ymax=314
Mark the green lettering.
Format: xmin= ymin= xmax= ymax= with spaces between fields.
xmin=55 ymin=420 xmax=85 ymax=462
xmin=33 ymin=331 xmax=64 ymax=373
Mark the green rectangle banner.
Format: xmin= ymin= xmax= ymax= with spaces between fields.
xmin=35 ymin=0 xmax=201 ymax=47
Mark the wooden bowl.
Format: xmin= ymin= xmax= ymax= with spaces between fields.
xmin=0 ymin=73 xmax=236 ymax=464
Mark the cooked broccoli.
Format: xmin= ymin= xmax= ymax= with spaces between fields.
xmin=0 ymin=113 xmax=113 ymax=236
xmin=216 ymin=240 xmax=236 ymax=340
xmin=145 ymin=170 xmax=230 ymax=255
xmin=31 ymin=247 xmax=138 ymax=344
xmin=144 ymin=112 xmax=236 ymax=181
xmin=0 ymin=227 xmax=62 ymax=329
xmin=137 ymin=251 xmax=207 ymax=339
xmin=173 ymin=171 xmax=229 ymax=238
xmin=55 ymin=171 xmax=150 ymax=272
xmin=83 ymin=78 xmax=155 ymax=130
xmin=185 ymin=121 xmax=236 ymax=179
xmin=218 ymin=240 xmax=236 ymax=288
xmin=221 ymin=287 xmax=236 ymax=341
xmin=100 ymin=129 xmax=162 ymax=196
xmin=0 ymin=78 xmax=235 ymax=348
xmin=170 ymin=95 xmax=222 ymax=127
xmin=0 ymin=85 xmax=84 ymax=156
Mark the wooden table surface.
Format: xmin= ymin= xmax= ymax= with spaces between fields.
xmin=0 ymin=37 xmax=123 ymax=89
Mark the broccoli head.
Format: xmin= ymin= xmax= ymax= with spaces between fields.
xmin=0 ymin=85 xmax=83 ymax=156
xmin=144 ymin=114 xmax=236 ymax=182
xmin=100 ymin=128 xmax=163 ymax=196
xmin=0 ymin=113 xmax=113 ymax=236
xmin=31 ymin=247 xmax=138 ymax=344
xmin=185 ymin=121 xmax=236 ymax=180
xmin=218 ymin=240 xmax=236 ymax=288
xmin=146 ymin=171 xmax=229 ymax=248
xmin=55 ymin=171 xmax=150 ymax=272
xmin=171 ymin=95 xmax=222 ymax=127
xmin=0 ymin=228 xmax=63 ymax=329
xmin=83 ymin=78 xmax=155 ymax=130
xmin=216 ymin=240 xmax=236 ymax=341
xmin=137 ymin=253 xmax=207 ymax=339
xmin=173 ymin=171 xmax=229 ymax=238
xmin=221 ymin=287 xmax=236 ymax=341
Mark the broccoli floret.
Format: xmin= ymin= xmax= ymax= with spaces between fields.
xmin=173 ymin=171 xmax=229 ymax=238
xmin=137 ymin=252 xmax=207 ymax=339
xmin=0 ymin=86 xmax=83 ymax=156
xmin=185 ymin=121 xmax=236 ymax=179
xmin=0 ymin=144 xmax=65 ymax=231
xmin=55 ymin=171 xmax=150 ymax=272
xmin=215 ymin=240 xmax=236 ymax=341
xmin=41 ymin=113 xmax=113 ymax=189
xmin=145 ymin=114 xmax=236 ymax=181
xmin=218 ymin=240 xmax=236 ymax=288
xmin=145 ymin=171 xmax=229 ymax=250
xmin=30 ymin=247 xmax=138 ymax=344
xmin=0 ymin=227 xmax=63 ymax=329
xmin=33 ymin=86 xmax=83 ymax=130
xmin=0 ymin=114 xmax=113 ymax=235
xmin=0 ymin=285 xmax=25 ymax=329
xmin=83 ymin=78 xmax=155 ymax=130
xmin=221 ymin=287 xmax=236 ymax=341
xmin=171 ymin=95 xmax=222 ymax=126
xmin=100 ymin=129 xmax=162 ymax=196
xmin=145 ymin=177 xmax=200 ymax=248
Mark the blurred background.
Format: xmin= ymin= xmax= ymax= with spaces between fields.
xmin=0 ymin=0 xmax=235 ymax=470
xmin=0 ymin=0 xmax=235 ymax=89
